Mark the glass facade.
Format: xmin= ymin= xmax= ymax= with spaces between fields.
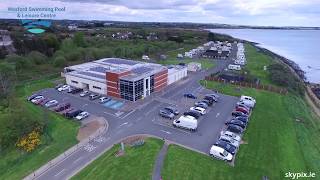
xmin=120 ymin=80 xmax=134 ymax=101
xmin=134 ymin=79 xmax=144 ymax=101
xmin=150 ymin=75 xmax=154 ymax=93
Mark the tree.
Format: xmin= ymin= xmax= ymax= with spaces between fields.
xmin=0 ymin=62 xmax=16 ymax=98
xmin=73 ymin=32 xmax=86 ymax=47
xmin=53 ymin=56 xmax=67 ymax=67
xmin=27 ymin=51 xmax=47 ymax=65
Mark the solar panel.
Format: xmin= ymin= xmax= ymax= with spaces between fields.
xmin=78 ymin=71 xmax=105 ymax=79
xmin=103 ymin=58 xmax=139 ymax=66
xmin=132 ymin=66 xmax=152 ymax=74
xmin=89 ymin=66 xmax=109 ymax=73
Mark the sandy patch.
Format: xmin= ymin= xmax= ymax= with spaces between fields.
xmin=77 ymin=120 xmax=104 ymax=141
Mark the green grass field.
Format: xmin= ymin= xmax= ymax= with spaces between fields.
xmin=72 ymin=138 xmax=164 ymax=180
xmin=162 ymin=81 xmax=320 ymax=180
xmin=244 ymin=44 xmax=274 ymax=85
xmin=0 ymin=78 xmax=80 ymax=180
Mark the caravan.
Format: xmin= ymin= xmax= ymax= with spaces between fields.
xmin=228 ymin=64 xmax=241 ymax=71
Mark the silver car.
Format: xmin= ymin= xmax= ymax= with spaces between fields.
xmin=44 ymin=100 xmax=59 ymax=108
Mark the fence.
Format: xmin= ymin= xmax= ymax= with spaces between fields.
xmin=205 ymin=76 xmax=288 ymax=95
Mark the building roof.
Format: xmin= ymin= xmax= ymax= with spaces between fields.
xmin=64 ymin=58 xmax=167 ymax=82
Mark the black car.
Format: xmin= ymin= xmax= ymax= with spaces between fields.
xmin=215 ymin=140 xmax=237 ymax=155
xmin=183 ymin=111 xmax=200 ymax=119
xmin=204 ymin=95 xmax=218 ymax=102
xmin=235 ymin=116 xmax=249 ymax=124
xmin=54 ymin=103 xmax=71 ymax=112
xmin=231 ymin=111 xmax=249 ymax=117
xmin=70 ymin=88 xmax=82 ymax=94
xmin=66 ymin=109 xmax=83 ymax=119
xmin=204 ymin=96 xmax=215 ymax=103
xmin=227 ymin=124 xmax=244 ymax=134
xmin=183 ymin=93 xmax=197 ymax=99
xmin=164 ymin=107 xmax=179 ymax=115
xmin=225 ymin=120 xmax=246 ymax=129
xmin=200 ymin=99 xmax=213 ymax=106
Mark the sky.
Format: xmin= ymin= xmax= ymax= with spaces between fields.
xmin=1 ymin=0 xmax=320 ymax=27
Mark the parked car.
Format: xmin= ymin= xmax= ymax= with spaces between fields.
xmin=190 ymin=106 xmax=206 ymax=115
xmin=34 ymin=97 xmax=48 ymax=105
xmin=240 ymin=95 xmax=256 ymax=104
xmin=234 ymin=116 xmax=249 ymax=124
xmin=54 ymin=103 xmax=71 ymax=112
xmin=31 ymin=96 xmax=44 ymax=104
xmin=66 ymin=109 xmax=83 ymax=119
xmin=99 ymin=97 xmax=111 ymax=103
xmin=235 ymin=107 xmax=249 ymax=114
xmin=89 ymin=94 xmax=101 ymax=100
xmin=39 ymin=98 xmax=51 ymax=106
xmin=55 ymin=84 xmax=64 ymax=89
xmin=236 ymin=103 xmax=251 ymax=111
xmin=164 ymin=106 xmax=179 ymax=115
xmin=75 ymin=111 xmax=90 ymax=120
xmin=61 ymin=108 xmax=75 ymax=115
xmin=57 ymin=85 xmax=70 ymax=92
xmin=231 ymin=111 xmax=248 ymax=117
xmin=227 ymin=124 xmax=244 ymax=135
xmin=80 ymin=91 xmax=90 ymax=97
xmin=209 ymin=145 xmax=233 ymax=162
xmin=226 ymin=119 xmax=246 ymax=129
xmin=183 ymin=93 xmax=197 ymax=99
xmin=204 ymin=95 xmax=218 ymax=102
xmin=239 ymin=99 xmax=255 ymax=108
xmin=215 ymin=140 xmax=237 ymax=155
xmin=221 ymin=130 xmax=241 ymax=142
xmin=219 ymin=135 xmax=240 ymax=147
xmin=200 ymin=99 xmax=213 ymax=106
xmin=195 ymin=102 xmax=208 ymax=109
xmin=44 ymin=100 xmax=59 ymax=108
xmin=68 ymin=87 xmax=82 ymax=94
xmin=159 ymin=109 xmax=174 ymax=119
xmin=27 ymin=94 xmax=40 ymax=101
xmin=183 ymin=111 xmax=201 ymax=119
xmin=173 ymin=115 xmax=198 ymax=131
xmin=206 ymin=93 xmax=220 ymax=100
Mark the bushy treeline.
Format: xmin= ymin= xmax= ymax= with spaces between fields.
xmin=268 ymin=63 xmax=305 ymax=95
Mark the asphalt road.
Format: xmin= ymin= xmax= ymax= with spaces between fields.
xmin=31 ymin=45 xmax=239 ymax=180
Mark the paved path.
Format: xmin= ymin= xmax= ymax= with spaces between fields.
xmin=152 ymin=141 xmax=169 ymax=180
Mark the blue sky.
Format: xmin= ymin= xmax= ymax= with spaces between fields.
xmin=1 ymin=0 xmax=320 ymax=26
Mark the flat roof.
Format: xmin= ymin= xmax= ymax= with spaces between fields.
xmin=64 ymin=58 xmax=167 ymax=82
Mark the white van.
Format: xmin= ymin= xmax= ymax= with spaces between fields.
xmin=228 ymin=64 xmax=241 ymax=71
xmin=209 ymin=145 xmax=233 ymax=162
xmin=173 ymin=115 xmax=198 ymax=131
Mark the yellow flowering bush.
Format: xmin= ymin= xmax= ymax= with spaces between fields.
xmin=16 ymin=130 xmax=41 ymax=152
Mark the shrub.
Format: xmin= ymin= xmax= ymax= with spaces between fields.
xmin=16 ymin=130 xmax=41 ymax=152
xmin=53 ymin=56 xmax=67 ymax=67
xmin=28 ymin=51 xmax=47 ymax=65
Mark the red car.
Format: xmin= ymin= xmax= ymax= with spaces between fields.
xmin=34 ymin=98 xmax=48 ymax=105
xmin=54 ymin=103 xmax=71 ymax=112
xmin=236 ymin=105 xmax=250 ymax=112
xmin=235 ymin=107 xmax=249 ymax=114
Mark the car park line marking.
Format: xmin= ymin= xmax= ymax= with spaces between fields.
xmin=121 ymin=109 xmax=136 ymax=119
xmin=216 ymin=113 xmax=220 ymax=117
xmin=54 ymin=169 xmax=66 ymax=177
xmin=160 ymin=130 xmax=172 ymax=134
xmin=103 ymin=111 xmax=117 ymax=118
xmin=119 ymin=122 xmax=129 ymax=127
xmin=152 ymin=120 xmax=192 ymax=135
xmin=73 ymin=157 xmax=83 ymax=164
xmin=82 ymin=104 xmax=88 ymax=108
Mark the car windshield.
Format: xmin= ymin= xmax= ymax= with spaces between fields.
xmin=222 ymin=150 xmax=228 ymax=156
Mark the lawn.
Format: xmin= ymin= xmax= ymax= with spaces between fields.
xmin=162 ymin=81 xmax=320 ymax=180
xmin=72 ymin=138 xmax=164 ymax=180
xmin=243 ymin=44 xmax=274 ymax=85
xmin=0 ymin=78 xmax=80 ymax=180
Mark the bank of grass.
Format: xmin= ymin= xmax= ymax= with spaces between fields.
xmin=162 ymin=81 xmax=320 ymax=180
xmin=72 ymin=138 xmax=164 ymax=180
xmin=0 ymin=78 xmax=80 ymax=180
xmin=244 ymin=44 xmax=274 ymax=85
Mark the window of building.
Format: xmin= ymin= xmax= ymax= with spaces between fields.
xmin=71 ymin=80 xmax=78 ymax=84
xmin=120 ymin=80 xmax=134 ymax=101
xmin=134 ymin=79 xmax=144 ymax=101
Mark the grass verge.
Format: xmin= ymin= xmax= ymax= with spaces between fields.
xmin=0 ymin=78 xmax=80 ymax=180
xmin=72 ymin=138 xmax=164 ymax=180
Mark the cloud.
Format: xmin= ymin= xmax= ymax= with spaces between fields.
xmin=0 ymin=0 xmax=319 ymax=26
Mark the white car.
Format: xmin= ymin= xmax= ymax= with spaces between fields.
xmin=80 ymin=91 xmax=90 ymax=97
xmin=221 ymin=131 xmax=241 ymax=142
xmin=57 ymin=85 xmax=70 ymax=92
xmin=75 ymin=111 xmax=90 ymax=120
xmin=209 ymin=145 xmax=233 ymax=162
xmin=240 ymin=95 xmax=256 ymax=106
xmin=190 ymin=106 xmax=206 ymax=115
xmin=219 ymin=135 xmax=240 ymax=147
xmin=44 ymin=100 xmax=59 ymax=108
xmin=31 ymin=96 xmax=44 ymax=103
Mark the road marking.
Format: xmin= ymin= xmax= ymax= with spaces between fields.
xmin=94 ymin=136 xmax=106 ymax=143
xmin=54 ymin=169 xmax=66 ymax=177
xmin=119 ymin=122 xmax=128 ymax=127
xmin=115 ymin=111 xmax=124 ymax=117
xmin=216 ymin=113 xmax=220 ymax=117
xmin=121 ymin=109 xmax=136 ymax=119
xmin=160 ymin=130 xmax=172 ymax=134
xmin=103 ymin=111 xmax=117 ymax=117
xmin=83 ymin=143 xmax=96 ymax=152
xmin=82 ymin=104 xmax=88 ymax=108
xmin=73 ymin=157 xmax=83 ymax=164
xmin=153 ymin=120 xmax=192 ymax=135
